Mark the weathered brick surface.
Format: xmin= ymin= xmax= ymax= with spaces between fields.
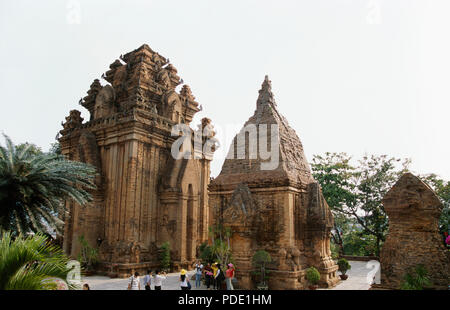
xmin=375 ymin=173 xmax=449 ymax=289
xmin=209 ymin=76 xmax=339 ymax=289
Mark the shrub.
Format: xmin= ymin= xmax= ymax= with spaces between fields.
xmin=0 ymin=231 xmax=77 ymax=290
xmin=77 ymin=235 xmax=98 ymax=271
xmin=159 ymin=242 xmax=171 ymax=272
xmin=306 ymin=267 xmax=321 ymax=285
xmin=337 ymin=258 xmax=351 ymax=275
xmin=400 ymin=265 xmax=431 ymax=290
xmin=252 ymin=250 xmax=272 ymax=287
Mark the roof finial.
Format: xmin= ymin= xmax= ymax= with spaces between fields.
xmin=257 ymin=75 xmax=276 ymax=108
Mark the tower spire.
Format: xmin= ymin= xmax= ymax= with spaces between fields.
xmin=257 ymin=75 xmax=276 ymax=108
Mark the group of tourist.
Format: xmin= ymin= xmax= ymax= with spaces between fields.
xmin=192 ymin=260 xmax=235 ymax=290
xmin=82 ymin=261 xmax=236 ymax=290
xmin=119 ymin=260 xmax=236 ymax=290
xmin=128 ymin=270 xmax=167 ymax=290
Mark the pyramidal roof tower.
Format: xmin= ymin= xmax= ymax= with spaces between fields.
xmin=211 ymin=75 xmax=314 ymax=189
xmin=208 ymin=76 xmax=339 ymax=290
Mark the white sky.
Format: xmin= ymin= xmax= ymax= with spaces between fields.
xmin=0 ymin=0 xmax=449 ymax=180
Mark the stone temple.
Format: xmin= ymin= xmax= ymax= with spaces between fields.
xmin=208 ymin=76 xmax=339 ymax=289
xmin=59 ymin=44 xmax=215 ymax=276
xmin=59 ymin=44 xmax=338 ymax=288
xmin=374 ymin=173 xmax=449 ymax=290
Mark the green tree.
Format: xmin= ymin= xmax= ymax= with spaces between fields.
xmin=311 ymin=152 xmax=357 ymax=256
xmin=209 ymin=224 xmax=233 ymax=266
xmin=420 ymin=173 xmax=450 ymax=234
xmin=354 ymin=155 xmax=410 ymax=255
xmin=0 ymin=135 xmax=96 ymax=236
xmin=0 ymin=231 xmax=77 ymax=290
xmin=312 ymin=153 xmax=410 ymax=256
xmin=198 ymin=242 xmax=214 ymax=264
xmin=252 ymin=250 xmax=272 ymax=287
xmin=159 ymin=241 xmax=171 ymax=271
xmin=77 ymin=235 xmax=98 ymax=272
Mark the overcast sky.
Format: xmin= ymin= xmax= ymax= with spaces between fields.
xmin=1 ymin=0 xmax=449 ymax=179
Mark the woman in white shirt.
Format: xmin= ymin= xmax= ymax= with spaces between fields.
xmin=153 ymin=270 xmax=166 ymax=290
xmin=180 ymin=269 xmax=190 ymax=290
xmin=128 ymin=272 xmax=141 ymax=290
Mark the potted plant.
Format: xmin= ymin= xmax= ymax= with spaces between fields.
xmin=337 ymin=258 xmax=351 ymax=280
xmin=306 ymin=267 xmax=321 ymax=290
xmin=252 ymin=250 xmax=272 ymax=290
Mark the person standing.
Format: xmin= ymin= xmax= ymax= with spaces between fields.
xmin=143 ymin=270 xmax=152 ymax=290
xmin=211 ymin=262 xmax=218 ymax=289
xmin=204 ymin=263 xmax=214 ymax=290
xmin=128 ymin=272 xmax=140 ymax=290
xmin=194 ymin=260 xmax=204 ymax=288
xmin=153 ymin=270 xmax=166 ymax=290
xmin=225 ymin=263 xmax=235 ymax=290
xmin=180 ymin=269 xmax=190 ymax=290
xmin=214 ymin=264 xmax=225 ymax=290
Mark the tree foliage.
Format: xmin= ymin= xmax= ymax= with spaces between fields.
xmin=0 ymin=135 xmax=96 ymax=236
xmin=159 ymin=241 xmax=171 ymax=271
xmin=198 ymin=242 xmax=215 ymax=264
xmin=305 ymin=267 xmax=321 ymax=285
xmin=420 ymin=173 xmax=450 ymax=234
xmin=312 ymin=153 xmax=410 ymax=256
xmin=208 ymin=224 xmax=233 ymax=266
xmin=252 ymin=250 xmax=272 ymax=287
xmin=0 ymin=231 xmax=77 ymax=290
xmin=337 ymin=258 xmax=351 ymax=275
xmin=312 ymin=152 xmax=450 ymax=256
xmin=77 ymin=235 xmax=98 ymax=271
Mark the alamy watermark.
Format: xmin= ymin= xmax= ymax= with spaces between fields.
xmin=170 ymin=123 xmax=280 ymax=170
xmin=66 ymin=0 xmax=82 ymax=25
xmin=366 ymin=0 xmax=382 ymax=25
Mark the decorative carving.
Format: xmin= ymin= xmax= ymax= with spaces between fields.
xmin=180 ymin=84 xmax=195 ymax=101
xmin=222 ymin=183 xmax=257 ymax=226
xmin=61 ymin=110 xmax=83 ymax=133
xmin=93 ymin=85 xmax=116 ymax=119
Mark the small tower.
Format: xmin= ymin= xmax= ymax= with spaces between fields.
xmin=374 ymin=173 xmax=449 ymax=289
xmin=208 ymin=76 xmax=339 ymax=289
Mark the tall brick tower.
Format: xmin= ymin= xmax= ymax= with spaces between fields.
xmin=59 ymin=44 xmax=215 ymax=275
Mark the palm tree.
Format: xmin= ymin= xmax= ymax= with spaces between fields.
xmin=0 ymin=134 xmax=96 ymax=236
xmin=0 ymin=231 xmax=78 ymax=290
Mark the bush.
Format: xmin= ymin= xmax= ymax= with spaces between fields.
xmin=330 ymin=242 xmax=340 ymax=260
xmin=252 ymin=250 xmax=272 ymax=287
xmin=159 ymin=242 xmax=171 ymax=272
xmin=78 ymin=235 xmax=98 ymax=271
xmin=337 ymin=258 xmax=351 ymax=275
xmin=306 ymin=267 xmax=321 ymax=285
xmin=400 ymin=265 xmax=431 ymax=290
xmin=199 ymin=242 xmax=214 ymax=264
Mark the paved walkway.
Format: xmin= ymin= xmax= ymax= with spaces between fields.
xmin=321 ymin=260 xmax=380 ymax=290
xmin=83 ymin=261 xmax=379 ymax=290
